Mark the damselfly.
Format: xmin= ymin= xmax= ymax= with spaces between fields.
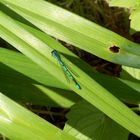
xmin=51 ymin=50 xmax=81 ymax=89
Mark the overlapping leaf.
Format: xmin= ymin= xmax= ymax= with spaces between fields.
xmin=1 ymin=0 xmax=140 ymax=137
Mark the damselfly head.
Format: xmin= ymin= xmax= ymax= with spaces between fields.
xmin=51 ymin=50 xmax=57 ymax=56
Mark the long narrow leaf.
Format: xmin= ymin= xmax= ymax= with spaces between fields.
xmin=0 ymin=92 xmax=78 ymax=140
xmin=1 ymin=0 xmax=140 ymax=68
xmin=1 ymin=8 xmax=140 ymax=137
xmin=1 ymin=47 xmax=140 ymax=105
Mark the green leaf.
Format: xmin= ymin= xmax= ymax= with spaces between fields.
xmin=1 ymin=0 xmax=140 ymax=68
xmin=64 ymin=100 xmax=129 ymax=140
xmin=130 ymin=8 xmax=140 ymax=32
xmin=1 ymin=47 xmax=140 ymax=106
xmin=108 ymin=0 xmax=140 ymax=8
xmin=120 ymin=66 xmax=140 ymax=94
xmin=1 ymin=48 xmax=140 ymax=106
xmin=0 ymin=48 xmax=81 ymax=107
xmin=1 ymin=2 xmax=140 ymax=137
xmin=0 ymin=92 xmax=78 ymax=140
xmin=121 ymin=66 xmax=140 ymax=81
xmin=108 ymin=0 xmax=140 ymax=33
